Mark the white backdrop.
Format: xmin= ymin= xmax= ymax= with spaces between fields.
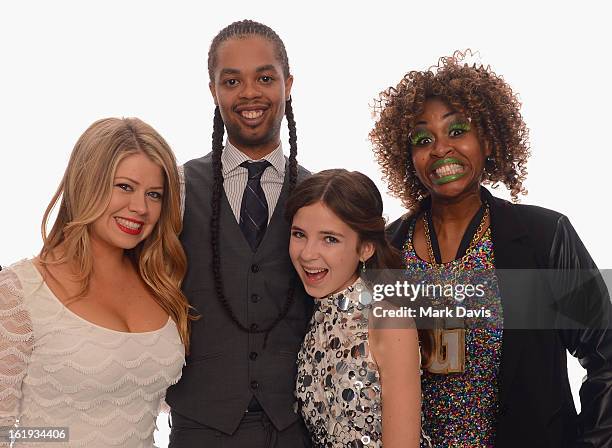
xmin=1 ymin=1 xmax=610 ymax=446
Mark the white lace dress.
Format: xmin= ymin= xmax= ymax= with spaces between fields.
xmin=0 ymin=259 xmax=185 ymax=447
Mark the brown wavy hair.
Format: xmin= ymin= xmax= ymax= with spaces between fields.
xmin=370 ymin=50 xmax=530 ymax=210
xmin=40 ymin=117 xmax=195 ymax=352
xmin=286 ymin=169 xmax=398 ymax=272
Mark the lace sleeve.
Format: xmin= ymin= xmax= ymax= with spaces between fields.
xmin=0 ymin=268 xmax=33 ymax=427
xmin=158 ymin=398 xmax=170 ymax=415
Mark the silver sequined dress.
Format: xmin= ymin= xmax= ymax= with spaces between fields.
xmin=295 ymin=278 xmax=431 ymax=448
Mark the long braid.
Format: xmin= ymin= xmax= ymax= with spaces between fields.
xmin=285 ymin=97 xmax=298 ymax=191
xmin=208 ymin=21 xmax=301 ymax=345
xmin=210 ymin=107 xmax=250 ymax=332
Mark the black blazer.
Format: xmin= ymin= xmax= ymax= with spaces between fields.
xmin=387 ymin=188 xmax=612 ymax=447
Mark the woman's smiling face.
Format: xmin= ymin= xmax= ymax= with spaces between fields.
xmin=90 ymin=152 xmax=164 ymax=253
xmin=410 ymin=97 xmax=491 ymax=202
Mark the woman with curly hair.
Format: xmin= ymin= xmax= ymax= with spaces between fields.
xmin=370 ymin=51 xmax=612 ymax=447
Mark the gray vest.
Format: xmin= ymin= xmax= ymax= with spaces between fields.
xmin=166 ymin=152 xmax=312 ymax=435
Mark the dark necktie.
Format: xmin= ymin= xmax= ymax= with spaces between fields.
xmin=239 ymin=160 xmax=271 ymax=251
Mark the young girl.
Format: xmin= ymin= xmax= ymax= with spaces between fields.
xmin=286 ymin=169 xmax=431 ymax=448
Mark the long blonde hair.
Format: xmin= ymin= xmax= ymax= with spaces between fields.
xmin=40 ymin=117 xmax=194 ymax=351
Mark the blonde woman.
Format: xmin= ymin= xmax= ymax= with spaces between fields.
xmin=0 ymin=118 xmax=193 ymax=447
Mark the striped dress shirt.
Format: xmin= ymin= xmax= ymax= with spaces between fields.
xmin=179 ymin=141 xmax=286 ymax=223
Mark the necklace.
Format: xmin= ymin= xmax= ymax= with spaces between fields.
xmin=420 ymin=202 xmax=489 ymax=375
xmin=423 ymin=203 xmax=489 ymax=266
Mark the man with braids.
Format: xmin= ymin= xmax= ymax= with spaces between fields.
xmin=371 ymin=51 xmax=612 ymax=447
xmin=165 ymin=20 xmax=312 ymax=447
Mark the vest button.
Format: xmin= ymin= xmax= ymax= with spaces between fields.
xmin=250 ymin=380 xmax=259 ymax=389
xmin=250 ymin=323 xmax=259 ymax=331
xmin=249 ymin=351 xmax=258 ymax=361
xmin=251 ymin=294 xmax=260 ymax=303
xmin=251 ymin=264 xmax=259 ymax=273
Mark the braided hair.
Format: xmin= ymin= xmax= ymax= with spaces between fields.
xmin=208 ymin=20 xmax=299 ymax=344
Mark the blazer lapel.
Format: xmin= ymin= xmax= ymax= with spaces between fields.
xmin=484 ymin=188 xmax=535 ymax=408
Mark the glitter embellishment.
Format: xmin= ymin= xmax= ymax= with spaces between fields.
xmin=359 ymin=290 xmax=373 ymax=305
xmin=403 ymin=219 xmax=503 ymax=447
xmin=295 ymin=278 xmax=432 ymax=447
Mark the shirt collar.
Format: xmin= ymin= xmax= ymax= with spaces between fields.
xmin=222 ymin=140 xmax=286 ymax=177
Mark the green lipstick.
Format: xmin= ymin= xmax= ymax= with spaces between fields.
xmin=433 ymin=173 xmax=466 ymax=185
xmin=431 ymin=157 xmax=463 ymax=170
xmin=431 ymin=157 xmax=466 ymax=185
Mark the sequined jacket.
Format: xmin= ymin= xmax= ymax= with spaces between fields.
xmin=387 ymin=187 xmax=612 ymax=448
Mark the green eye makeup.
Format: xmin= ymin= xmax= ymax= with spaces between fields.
xmin=409 ymin=129 xmax=433 ymax=146
xmin=449 ymin=121 xmax=471 ymax=134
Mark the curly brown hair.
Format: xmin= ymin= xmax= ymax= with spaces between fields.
xmin=370 ymin=50 xmax=530 ymax=210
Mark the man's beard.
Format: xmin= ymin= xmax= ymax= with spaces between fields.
xmin=226 ymin=119 xmax=282 ymax=151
